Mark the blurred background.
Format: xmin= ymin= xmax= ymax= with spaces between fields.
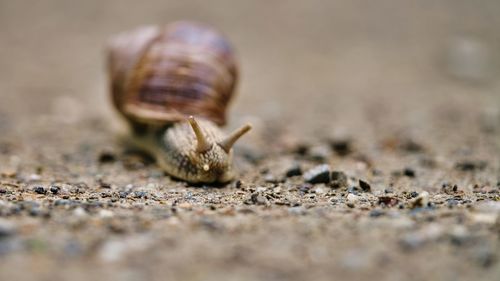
xmin=0 ymin=2 xmax=499 ymax=280
xmin=0 ymin=0 xmax=499 ymax=137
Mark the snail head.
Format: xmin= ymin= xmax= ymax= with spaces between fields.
xmin=186 ymin=116 xmax=251 ymax=182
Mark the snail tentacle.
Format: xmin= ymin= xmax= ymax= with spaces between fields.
xmin=188 ymin=116 xmax=212 ymax=153
xmin=218 ymin=124 xmax=252 ymax=153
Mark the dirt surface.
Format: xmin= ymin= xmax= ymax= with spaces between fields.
xmin=1 ymin=1 xmax=500 ymax=280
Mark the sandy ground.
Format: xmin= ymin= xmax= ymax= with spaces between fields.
xmin=0 ymin=1 xmax=499 ymax=280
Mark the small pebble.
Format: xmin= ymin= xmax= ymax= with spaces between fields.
xmin=455 ymin=160 xmax=487 ymax=171
xmin=314 ymin=186 xmax=325 ymax=194
xmin=448 ymin=225 xmax=470 ymax=246
xmin=346 ymin=193 xmax=359 ymax=205
xmin=118 ymin=191 xmax=129 ymax=199
xmin=369 ymin=209 xmax=385 ymax=217
xmin=347 ymin=186 xmax=360 ymax=195
xmin=98 ymin=151 xmax=116 ymax=163
xmin=330 ymin=171 xmax=348 ymax=189
xmin=291 ymin=143 xmax=309 ymax=156
xmin=285 ymin=164 xmax=302 ymax=177
xmin=447 ymin=199 xmax=459 ymax=208
xmin=0 ymin=169 xmax=16 ymax=178
xmin=263 ymin=173 xmax=279 ymax=183
xmin=256 ymin=186 xmax=267 ymax=193
xmin=54 ymin=199 xmax=71 ymax=206
xmin=403 ymin=168 xmax=416 ymax=178
xmin=134 ymin=191 xmax=147 ymax=199
xmin=33 ymin=186 xmax=46 ymax=195
xmin=29 ymin=174 xmax=41 ymax=181
xmin=199 ymin=217 xmax=220 ymax=231
xmin=50 ymin=185 xmax=60 ymax=194
xmin=234 ymin=180 xmax=243 ymax=188
xmin=378 ymin=196 xmax=399 ymax=207
xmin=358 ymin=180 xmax=371 ymax=192
xmin=250 ymin=193 xmax=268 ymax=205
xmin=399 ymin=139 xmax=424 ymax=153
xmin=329 ymin=139 xmax=352 ymax=156
xmin=411 ymin=191 xmax=430 ymax=208
xmin=98 ymin=209 xmax=114 ymax=218
xmin=178 ymin=202 xmax=192 ymax=209
xmin=304 ymin=164 xmax=331 ymax=184
xmin=98 ymin=180 xmax=112 ymax=189
xmin=441 ymin=183 xmax=459 ymax=194
xmin=308 ymin=145 xmax=331 ymax=162
xmin=73 ymin=207 xmax=87 ymax=217
xmin=29 ymin=208 xmax=43 ymax=217
xmin=299 ymin=184 xmax=312 ymax=193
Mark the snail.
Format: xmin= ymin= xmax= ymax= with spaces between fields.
xmin=107 ymin=21 xmax=251 ymax=183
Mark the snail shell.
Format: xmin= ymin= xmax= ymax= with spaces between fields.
xmin=107 ymin=21 xmax=250 ymax=183
xmin=108 ymin=21 xmax=238 ymax=126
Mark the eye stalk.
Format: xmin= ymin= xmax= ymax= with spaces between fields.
xmin=218 ymin=124 xmax=252 ymax=153
xmin=188 ymin=116 xmax=212 ymax=153
xmin=188 ymin=116 xmax=252 ymax=155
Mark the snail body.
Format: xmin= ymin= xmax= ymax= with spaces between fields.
xmin=107 ymin=21 xmax=251 ymax=183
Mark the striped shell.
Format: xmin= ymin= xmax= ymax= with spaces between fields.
xmin=107 ymin=21 xmax=238 ymax=126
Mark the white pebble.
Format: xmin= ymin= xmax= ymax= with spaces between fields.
xmin=347 ymin=193 xmax=360 ymax=204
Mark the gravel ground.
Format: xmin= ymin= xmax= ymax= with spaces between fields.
xmin=1 ymin=1 xmax=500 ymax=280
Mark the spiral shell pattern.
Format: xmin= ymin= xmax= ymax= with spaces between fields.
xmin=108 ymin=21 xmax=238 ymax=126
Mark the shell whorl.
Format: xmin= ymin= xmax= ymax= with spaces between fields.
xmin=108 ymin=21 xmax=238 ymax=126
